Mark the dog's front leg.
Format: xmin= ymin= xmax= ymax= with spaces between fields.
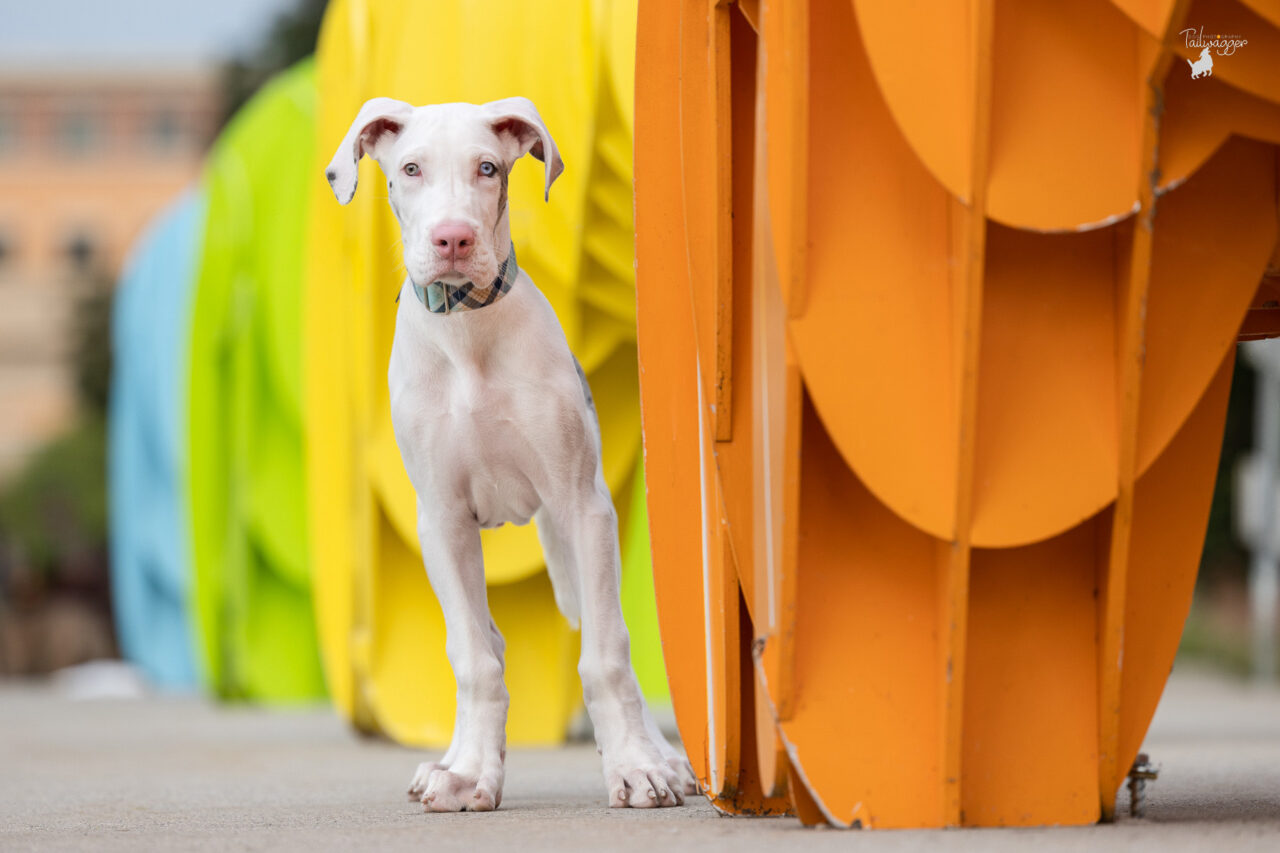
xmin=408 ymin=514 xmax=508 ymax=812
xmin=556 ymin=495 xmax=698 ymax=807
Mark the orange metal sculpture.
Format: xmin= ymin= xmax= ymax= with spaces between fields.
xmin=635 ymin=0 xmax=1280 ymax=828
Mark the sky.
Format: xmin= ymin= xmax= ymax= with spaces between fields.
xmin=0 ymin=0 xmax=301 ymax=70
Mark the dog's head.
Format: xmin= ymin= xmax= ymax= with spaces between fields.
xmin=326 ymin=97 xmax=563 ymax=290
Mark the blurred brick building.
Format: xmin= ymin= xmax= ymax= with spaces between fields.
xmin=0 ymin=68 xmax=219 ymax=480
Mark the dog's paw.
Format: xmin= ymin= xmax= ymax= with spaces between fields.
xmin=602 ymin=740 xmax=689 ymax=808
xmin=421 ymin=768 xmax=502 ymax=812
xmin=647 ymin=727 xmax=699 ymax=796
xmin=666 ymin=755 xmax=700 ymax=797
xmin=407 ymin=761 xmax=444 ymax=802
xmin=605 ymin=763 xmax=686 ymax=808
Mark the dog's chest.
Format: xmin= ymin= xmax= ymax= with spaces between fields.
xmin=389 ymin=323 xmax=560 ymax=529
xmin=438 ymin=380 xmax=542 ymax=528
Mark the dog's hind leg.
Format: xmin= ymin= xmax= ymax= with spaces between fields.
xmin=534 ymin=357 xmax=597 ymax=629
xmin=547 ymin=488 xmax=697 ymax=807
xmin=536 ymin=506 xmax=581 ymax=627
xmin=411 ymin=513 xmax=508 ymax=812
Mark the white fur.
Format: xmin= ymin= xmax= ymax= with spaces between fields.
xmin=327 ymin=97 xmax=698 ymax=812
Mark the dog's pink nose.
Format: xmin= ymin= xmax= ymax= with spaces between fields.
xmin=430 ymin=221 xmax=476 ymax=261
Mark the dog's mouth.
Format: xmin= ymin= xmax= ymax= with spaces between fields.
xmin=408 ymin=244 xmax=501 ymax=291
xmin=418 ymin=260 xmax=498 ymax=288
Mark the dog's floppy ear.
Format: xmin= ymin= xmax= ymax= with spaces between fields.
xmin=484 ymin=97 xmax=564 ymax=201
xmin=325 ymin=97 xmax=414 ymax=205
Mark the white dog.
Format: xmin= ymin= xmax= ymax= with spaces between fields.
xmin=1188 ymin=46 xmax=1214 ymax=79
xmin=325 ymin=96 xmax=697 ymax=812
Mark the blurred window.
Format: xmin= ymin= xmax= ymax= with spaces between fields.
xmin=147 ymin=109 xmax=182 ymax=152
xmin=65 ymin=232 xmax=96 ymax=271
xmin=0 ymin=105 xmax=17 ymax=155
xmin=57 ymin=110 xmax=100 ymax=156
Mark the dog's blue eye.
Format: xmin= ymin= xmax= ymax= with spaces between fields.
xmin=403 ymin=162 xmax=419 ymax=176
xmin=479 ymin=161 xmax=497 ymax=177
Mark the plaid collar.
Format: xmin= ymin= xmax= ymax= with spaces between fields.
xmin=411 ymin=247 xmax=519 ymax=314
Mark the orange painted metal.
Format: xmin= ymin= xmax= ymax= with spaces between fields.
xmin=635 ymin=0 xmax=1280 ymax=829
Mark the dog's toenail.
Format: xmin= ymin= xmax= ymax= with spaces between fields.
xmin=648 ymin=789 xmax=657 ymax=799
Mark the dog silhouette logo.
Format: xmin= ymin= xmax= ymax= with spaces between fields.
xmin=1187 ymin=46 xmax=1214 ymax=79
xmin=1180 ymin=28 xmax=1248 ymax=80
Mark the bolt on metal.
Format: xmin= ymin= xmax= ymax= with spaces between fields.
xmin=1127 ymin=752 xmax=1160 ymax=818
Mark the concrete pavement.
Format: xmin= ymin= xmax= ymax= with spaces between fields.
xmin=2 ymin=665 xmax=1278 ymax=851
